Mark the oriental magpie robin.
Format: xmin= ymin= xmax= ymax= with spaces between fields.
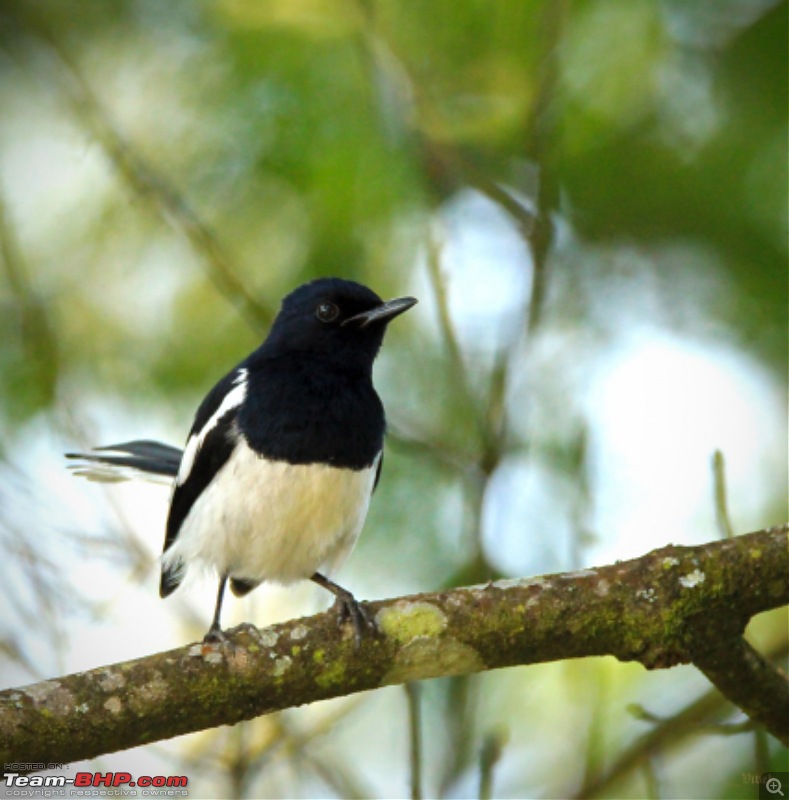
xmin=68 ymin=278 xmax=417 ymax=645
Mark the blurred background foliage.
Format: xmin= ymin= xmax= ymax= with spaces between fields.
xmin=0 ymin=0 xmax=786 ymax=798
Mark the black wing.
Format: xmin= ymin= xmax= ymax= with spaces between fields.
xmin=373 ymin=451 xmax=383 ymax=492
xmin=161 ymin=367 xmax=247 ymax=595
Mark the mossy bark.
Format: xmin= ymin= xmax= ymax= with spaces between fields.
xmin=1 ymin=525 xmax=786 ymax=765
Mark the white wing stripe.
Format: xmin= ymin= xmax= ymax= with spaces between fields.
xmin=176 ymin=369 xmax=248 ymax=486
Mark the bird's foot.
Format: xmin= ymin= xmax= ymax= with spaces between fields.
xmin=203 ymin=625 xmax=230 ymax=646
xmin=311 ymin=572 xmax=377 ymax=649
xmin=331 ymin=591 xmax=377 ymax=650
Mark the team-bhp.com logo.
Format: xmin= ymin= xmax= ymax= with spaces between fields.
xmin=3 ymin=769 xmax=188 ymax=796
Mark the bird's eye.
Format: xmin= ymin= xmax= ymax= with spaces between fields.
xmin=315 ymin=301 xmax=340 ymax=323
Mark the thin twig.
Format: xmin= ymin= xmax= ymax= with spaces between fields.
xmin=406 ymin=683 xmax=423 ymax=800
xmin=478 ymin=728 xmax=507 ymax=800
xmin=712 ymin=450 xmax=736 ymax=540
xmin=522 ymin=0 xmax=570 ymax=335
xmin=424 ymin=229 xmax=481 ymax=439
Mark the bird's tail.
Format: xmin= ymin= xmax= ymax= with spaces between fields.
xmin=66 ymin=440 xmax=183 ymax=485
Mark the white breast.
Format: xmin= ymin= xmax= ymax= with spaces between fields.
xmin=162 ymin=439 xmax=379 ymax=585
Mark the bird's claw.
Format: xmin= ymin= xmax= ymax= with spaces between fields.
xmin=332 ymin=594 xmax=377 ymax=649
xmin=203 ymin=626 xmax=230 ymax=646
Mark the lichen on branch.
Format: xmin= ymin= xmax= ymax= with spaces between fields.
xmin=1 ymin=525 xmax=787 ymax=765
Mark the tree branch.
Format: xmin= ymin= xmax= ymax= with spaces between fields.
xmin=2 ymin=7 xmax=274 ymax=334
xmin=693 ymin=637 xmax=788 ymax=745
xmin=577 ymin=639 xmax=789 ymax=798
xmin=1 ymin=526 xmax=786 ymax=766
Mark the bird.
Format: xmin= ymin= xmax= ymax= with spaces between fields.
xmin=68 ymin=277 xmax=417 ymax=645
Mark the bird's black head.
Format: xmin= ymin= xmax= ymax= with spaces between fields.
xmin=262 ymin=278 xmax=417 ymax=371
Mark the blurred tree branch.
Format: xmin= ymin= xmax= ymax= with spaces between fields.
xmin=577 ymin=638 xmax=789 ymax=799
xmin=0 ymin=190 xmax=60 ymax=409
xmin=1 ymin=525 xmax=786 ymax=766
xmin=0 ymin=5 xmax=274 ymax=334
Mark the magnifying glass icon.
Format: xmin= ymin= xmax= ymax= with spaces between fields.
xmin=766 ymin=777 xmax=785 ymax=796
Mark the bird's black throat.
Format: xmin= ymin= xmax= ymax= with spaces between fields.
xmin=238 ymin=354 xmax=385 ymax=469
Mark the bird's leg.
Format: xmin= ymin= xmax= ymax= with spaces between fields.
xmin=311 ymin=572 xmax=375 ymax=649
xmin=204 ymin=575 xmax=229 ymax=643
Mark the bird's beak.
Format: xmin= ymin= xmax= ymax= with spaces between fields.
xmin=342 ymin=296 xmax=418 ymax=328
